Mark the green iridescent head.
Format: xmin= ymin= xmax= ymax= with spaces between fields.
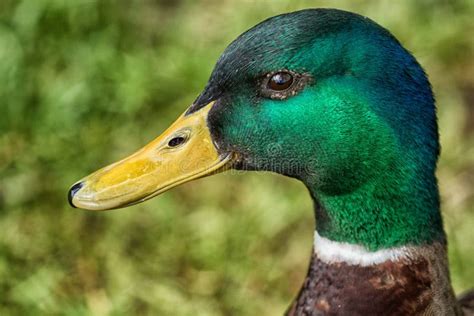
xmin=197 ymin=9 xmax=443 ymax=249
xmin=70 ymin=9 xmax=443 ymax=250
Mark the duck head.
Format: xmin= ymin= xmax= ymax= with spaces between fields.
xmin=69 ymin=9 xmax=443 ymax=250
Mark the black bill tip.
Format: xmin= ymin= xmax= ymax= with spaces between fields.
xmin=68 ymin=182 xmax=84 ymax=208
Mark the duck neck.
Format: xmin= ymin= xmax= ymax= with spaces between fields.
xmin=285 ymin=171 xmax=461 ymax=315
xmin=304 ymin=164 xmax=446 ymax=251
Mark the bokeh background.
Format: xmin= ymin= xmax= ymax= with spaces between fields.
xmin=1 ymin=0 xmax=473 ymax=315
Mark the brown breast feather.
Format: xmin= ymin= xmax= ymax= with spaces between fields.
xmin=286 ymin=243 xmax=463 ymax=316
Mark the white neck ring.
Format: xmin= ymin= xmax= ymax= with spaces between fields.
xmin=314 ymin=232 xmax=413 ymax=266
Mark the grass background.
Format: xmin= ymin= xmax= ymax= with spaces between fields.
xmin=1 ymin=0 xmax=473 ymax=315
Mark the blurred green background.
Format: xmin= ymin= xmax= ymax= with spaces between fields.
xmin=1 ymin=0 xmax=473 ymax=315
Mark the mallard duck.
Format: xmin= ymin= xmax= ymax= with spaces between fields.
xmin=68 ymin=8 xmax=473 ymax=315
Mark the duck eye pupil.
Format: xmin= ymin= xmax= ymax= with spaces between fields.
xmin=268 ymin=72 xmax=293 ymax=91
xmin=168 ymin=136 xmax=186 ymax=147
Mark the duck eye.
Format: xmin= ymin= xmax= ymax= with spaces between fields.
xmin=261 ymin=70 xmax=311 ymax=100
xmin=168 ymin=136 xmax=186 ymax=147
xmin=268 ymin=72 xmax=293 ymax=91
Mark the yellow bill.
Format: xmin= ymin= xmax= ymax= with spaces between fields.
xmin=68 ymin=101 xmax=231 ymax=210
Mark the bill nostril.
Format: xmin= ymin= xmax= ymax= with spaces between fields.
xmin=68 ymin=182 xmax=84 ymax=208
xmin=168 ymin=136 xmax=186 ymax=147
